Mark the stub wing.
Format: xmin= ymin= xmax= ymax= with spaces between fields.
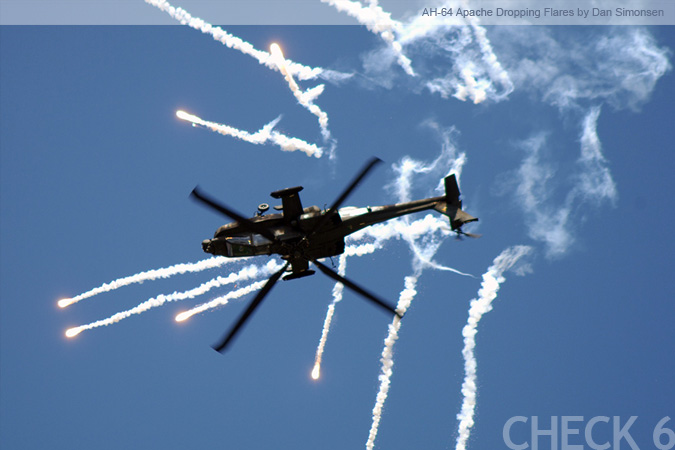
xmin=270 ymin=186 xmax=304 ymax=223
xmin=282 ymin=258 xmax=316 ymax=280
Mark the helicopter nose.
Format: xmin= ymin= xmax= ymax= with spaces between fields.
xmin=202 ymin=239 xmax=213 ymax=253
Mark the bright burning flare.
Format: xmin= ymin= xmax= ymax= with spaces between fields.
xmin=311 ymin=364 xmax=321 ymax=380
xmin=175 ymin=311 xmax=193 ymax=322
xmin=176 ymin=110 xmax=202 ymax=124
xmin=270 ymin=42 xmax=284 ymax=61
xmin=65 ymin=327 xmax=83 ymax=338
xmin=58 ymin=298 xmax=73 ymax=308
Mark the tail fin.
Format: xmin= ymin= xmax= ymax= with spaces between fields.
xmin=445 ymin=174 xmax=462 ymax=207
xmin=433 ymin=174 xmax=479 ymax=231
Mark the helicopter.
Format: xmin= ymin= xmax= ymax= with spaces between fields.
xmin=190 ymin=157 xmax=479 ymax=352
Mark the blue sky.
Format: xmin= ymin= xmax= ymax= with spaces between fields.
xmin=1 ymin=2 xmax=674 ymax=449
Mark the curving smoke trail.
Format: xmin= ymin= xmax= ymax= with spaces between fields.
xmin=455 ymin=245 xmax=532 ymax=450
xmin=447 ymin=0 xmax=514 ymax=103
xmin=512 ymin=107 xmax=618 ymax=258
xmin=270 ymin=43 xmax=328 ymax=130
xmin=58 ymin=256 xmax=233 ymax=308
xmin=388 ymin=132 xmax=472 ymax=277
xmin=373 ymin=1 xmax=514 ymax=103
xmin=269 ymin=43 xmax=335 ymax=154
xmin=401 ymin=214 xmax=474 ymax=277
xmin=320 ymin=0 xmax=414 ymax=76
xmin=468 ymin=18 xmax=513 ymax=100
xmin=176 ymin=110 xmax=323 ymax=158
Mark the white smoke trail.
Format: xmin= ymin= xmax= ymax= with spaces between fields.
xmin=65 ymin=280 xmax=266 ymax=338
xmin=175 ymin=258 xmax=285 ymax=321
xmin=345 ymin=241 xmax=381 ymax=257
xmin=64 ymin=260 xmax=284 ymax=338
xmin=175 ymin=278 xmax=268 ymax=323
xmin=513 ymin=108 xmax=617 ymax=258
xmin=320 ymin=0 xmax=414 ymax=76
xmin=57 ymin=256 xmax=233 ymax=308
xmin=392 ymin=124 xmax=466 ymax=201
xmin=455 ymin=245 xmax=532 ymax=450
xmin=270 ymin=43 xmax=333 ymax=144
xmin=176 ymin=110 xmax=323 ymax=158
xmin=366 ymin=275 xmax=418 ymax=450
xmin=144 ymin=0 xmax=327 ymax=81
xmin=356 ymin=215 xmax=475 ymax=278
xmin=461 ymin=3 xmax=514 ymax=101
xmin=577 ymin=107 xmax=617 ymax=204
xmin=403 ymin=217 xmax=473 ymax=278
xmin=311 ymin=253 xmax=348 ymax=380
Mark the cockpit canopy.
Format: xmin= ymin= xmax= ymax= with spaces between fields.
xmin=213 ymin=205 xmax=322 ymax=238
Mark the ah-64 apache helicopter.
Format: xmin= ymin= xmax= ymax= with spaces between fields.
xmin=190 ymin=157 xmax=479 ymax=352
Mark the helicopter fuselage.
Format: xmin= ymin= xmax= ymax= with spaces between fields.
xmin=201 ymin=196 xmax=446 ymax=261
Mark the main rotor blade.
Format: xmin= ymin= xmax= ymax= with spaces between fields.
xmin=212 ymin=263 xmax=289 ymax=353
xmin=312 ymin=259 xmax=402 ymax=319
xmin=191 ymin=186 xmax=277 ymax=243
xmin=310 ymin=157 xmax=382 ymax=235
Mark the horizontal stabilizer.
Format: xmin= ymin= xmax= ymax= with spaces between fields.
xmin=433 ymin=202 xmax=478 ymax=230
xmin=451 ymin=208 xmax=478 ymax=230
